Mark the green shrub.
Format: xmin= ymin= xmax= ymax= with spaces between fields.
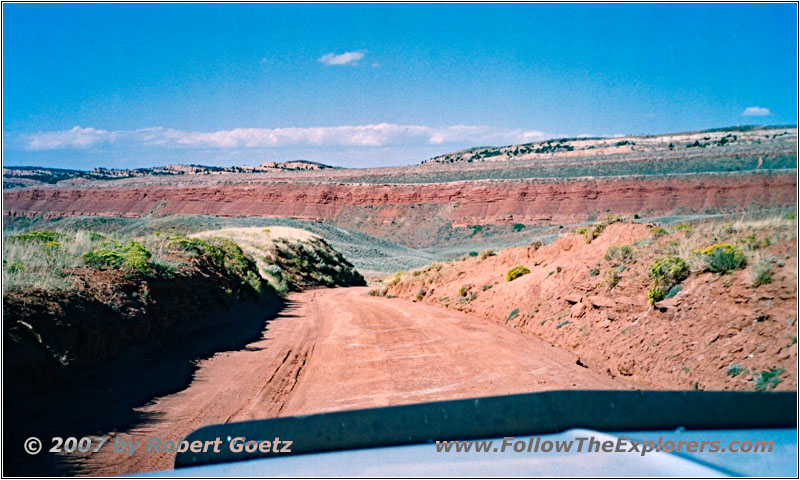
xmin=727 ymin=364 xmax=744 ymax=377
xmin=512 ymin=223 xmax=525 ymax=232
xmin=506 ymin=308 xmax=520 ymax=323
xmin=82 ymin=248 xmax=120 ymax=270
xmin=648 ymin=287 xmax=665 ymax=304
xmin=239 ymin=270 xmax=260 ymax=295
xmin=604 ymin=245 xmax=634 ymax=265
xmin=212 ymin=238 xmax=252 ymax=275
xmin=650 ymin=255 xmax=688 ymax=286
xmin=468 ymin=251 xmax=479 ymax=257
xmin=673 ymin=224 xmax=692 ymax=232
xmin=6 ymin=261 xmax=24 ymax=273
xmin=167 ymin=235 xmax=216 ymax=256
xmin=700 ymin=243 xmax=746 ymax=274
xmin=7 ymin=230 xmax=64 ymax=243
xmin=167 ymin=235 xmax=264 ymax=295
xmin=648 ymin=256 xmax=689 ymax=304
xmin=754 ymin=368 xmax=784 ymax=391
xmin=506 ymin=265 xmax=530 ymax=282
xmin=556 ymin=320 xmax=569 ymax=329
xmin=458 ymin=284 xmax=472 ymax=297
xmin=468 ymin=225 xmax=484 ymax=237
xmin=83 ymin=240 xmax=153 ymax=275
xmin=481 ymin=284 xmax=492 ymax=291
xmin=751 ymin=259 xmax=773 ymax=287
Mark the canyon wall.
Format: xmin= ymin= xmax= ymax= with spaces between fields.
xmin=4 ymin=172 xmax=796 ymax=246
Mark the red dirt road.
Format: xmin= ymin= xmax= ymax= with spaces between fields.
xmin=77 ymin=287 xmax=629 ymax=475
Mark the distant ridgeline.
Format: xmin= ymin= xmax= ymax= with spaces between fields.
xmin=422 ymin=125 xmax=797 ymax=165
xmin=2 ymin=160 xmax=335 ymax=189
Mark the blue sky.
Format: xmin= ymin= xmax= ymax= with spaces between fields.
xmin=3 ymin=3 xmax=797 ymax=169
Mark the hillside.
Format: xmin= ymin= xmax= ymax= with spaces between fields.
xmin=3 ymin=225 xmax=366 ymax=395
xmin=381 ymin=214 xmax=798 ymax=392
xmin=192 ymin=227 xmax=365 ymax=292
xmin=422 ymin=125 xmax=796 ymax=165
xmin=2 ymin=225 xmax=364 ymax=475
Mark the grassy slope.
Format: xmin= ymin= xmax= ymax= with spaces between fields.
xmin=2 ymin=225 xmax=366 ymax=393
xmin=6 ymin=207 xmax=794 ymax=278
xmin=2 ymin=224 xmax=367 ymax=475
xmin=3 ymin=215 xmax=437 ymax=278
xmin=192 ymin=227 xmax=365 ymax=292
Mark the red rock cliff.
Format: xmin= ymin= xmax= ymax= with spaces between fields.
xmin=4 ymin=172 xmax=796 ymax=244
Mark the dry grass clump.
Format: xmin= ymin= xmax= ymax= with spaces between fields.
xmin=604 ymin=245 xmax=635 ymax=266
xmin=575 ymin=215 xmax=624 ymax=243
xmin=750 ymin=253 xmax=775 ymax=287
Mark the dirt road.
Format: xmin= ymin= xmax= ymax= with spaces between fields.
xmin=77 ymin=287 xmax=628 ymax=475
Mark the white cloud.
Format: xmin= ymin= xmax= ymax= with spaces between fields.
xmin=25 ymin=126 xmax=114 ymax=150
xmin=318 ymin=51 xmax=365 ymax=66
xmin=23 ymin=124 xmax=553 ymax=151
xmin=520 ymin=130 xmax=548 ymax=142
xmin=742 ymin=106 xmax=771 ymax=117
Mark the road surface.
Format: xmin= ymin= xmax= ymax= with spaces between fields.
xmin=77 ymin=287 xmax=627 ymax=475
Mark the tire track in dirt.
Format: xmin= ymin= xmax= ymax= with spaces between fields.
xmin=75 ymin=287 xmax=630 ymax=475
